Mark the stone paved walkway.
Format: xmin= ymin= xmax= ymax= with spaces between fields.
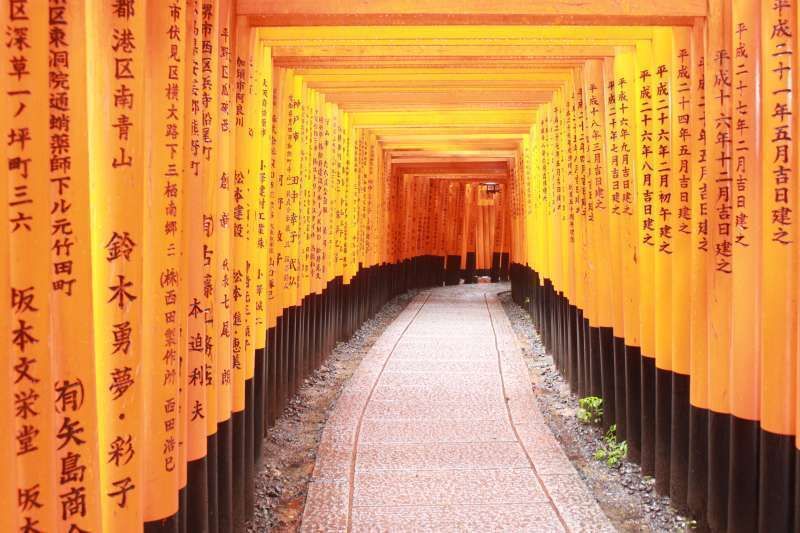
xmin=300 ymin=284 xmax=614 ymax=532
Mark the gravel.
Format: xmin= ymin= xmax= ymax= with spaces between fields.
xmin=247 ymin=290 xmax=418 ymax=532
xmin=498 ymin=287 xmax=695 ymax=533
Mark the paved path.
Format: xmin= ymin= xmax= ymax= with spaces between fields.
xmin=300 ymin=284 xmax=614 ymax=532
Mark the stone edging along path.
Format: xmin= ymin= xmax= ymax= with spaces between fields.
xmin=300 ymin=285 xmax=614 ymax=532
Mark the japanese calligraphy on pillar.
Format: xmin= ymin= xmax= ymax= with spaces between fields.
xmin=655 ymin=40 xmax=674 ymax=256
xmin=605 ymin=55 xmax=624 ymax=340
xmin=730 ymin=0 xmax=761 ymax=422
xmin=142 ymin=0 xmax=185 ymax=522
xmin=616 ymin=48 xmax=640 ymax=348
xmin=283 ymin=74 xmax=301 ymax=293
xmin=581 ymin=82 xmax=595 ymax=228
xmin=585 ymin=59 xmax=612 ymax=328
xmin=0 ymin=4 xmax=13 ymax=522
xmin=333 ymin=109 xmax=345 ymax=275
xmin=49 ymin=1 xmax=78 ymax=298
xmin=693 ymin=38 xmax=708 ymax=254
xmin=311 ymin=92 xmax=326 ymax=286
xmin=689 ymin=20 xmax=709 ymax=409
xmin=232 ymin=15 xmax=252 ymax=411
xmin=553 ymin=96 xmax=563 ymax=220
xmin=760 ymin=0 xmax=797 ymax=438
xmin=0 ymin=147 xmax=11 ymax=532
xmin=638 ymin=48 xmax=656 ymax=247
xmin=763 ymin=0 xmax=794 ymax=247
xmin=671 ymin=27 xmax=693 ymax=376
xmin=215 ymin=0 xmax=232 ymax=427
xmin=254 ymin=43 xmax=272 ymax=344
xmin=212 ymin=2 xmax=231 ymax=428
xmin=5 ymin=1 xmax=57 ymax=530
xmin=271 ymin=67 xmax=289 ymax=320
xmin=267 ymin=67 xmax=283 ymax=326
xmin=244 ymin=23 xmax=261 ymax=394
xmin=653 ymin=28 xmax=677 ymax=370
xmin=607 ymin=73 xmax=620 ymax=217
xmin=635 ymin=39 xmax=657 ymax=358
xmin=87 ymin=0 xmax=146 ymax=525
xmin=566 ymin=83 xmax=577 ymax=245
xmin=298 ymin=83 xmax=312 ymax=302
xmin=575 ymin=74 xmax=591 ymax=312
xmin=549 ymin=96 xmax=563 ymax=288
xmin=588 ymin=78 xmax=605 ymax=212
xmin=674 ymin=40 xmax=692 ymax=240
xmin=711 ymin=20 xmax=734 ymax=273
xmin=49 ymin=1 xmax=102 ymax=530
xmin=705 ymin=0 xmax=733 ymax=419
xmin=199 ymin=0 xmax=219 ymax=438
xmin=617 ymin=63 xmax=634 ymax=218
xmin=184 ymin=0 xmax=207 ymax=463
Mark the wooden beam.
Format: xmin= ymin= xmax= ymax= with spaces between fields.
xmin=325 ymin=89 xmax=553 ymax=101
xmin=392 ymin=161 xmax=510 ymax=175
xmin=256 ymin=25 xmax=658 ymax=42
xmin=390 ymin=150 xmax=518 ymax=160
xmin=296 ymin=70 xmax=576 ymax=81
xmin=272 ymin=44 xmax=619 ymax=57
xmin=381 ymin=138 xmax=525 ymax=147
xmin=372 ymin=126 xmax=533 ymax=136
xmin=350 ymin=109 xmax=536 ymax=127
xmin=240 ymin=1 xmax=704 ymax=26
xmin=406 ymin=174 xmax=510 ymax=181
xmin=324 ymin=90 xmax=552 ymax=112
xmin=337 ymin=103 xmax=545 ymax=112
xmin=382 ymin=133 xmax=526 ymax=141
xmin=383 ymin=143 xmax=523 ymax=151
xmin=304 ymin=81 xmax=568 ymax=90
xmin=274 ymin=56 xmax=588 ymax=68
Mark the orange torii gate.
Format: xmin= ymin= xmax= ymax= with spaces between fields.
xmin=508 ymin=7 xmax=797 ymax=533
xmin=3 ymin=1 xmax=800 ymax=532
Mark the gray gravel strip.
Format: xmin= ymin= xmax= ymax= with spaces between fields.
xmin=498 ymin=286 xmax=694 ymax=533
xmin=247 ymin=290 xmax=419 ymax=532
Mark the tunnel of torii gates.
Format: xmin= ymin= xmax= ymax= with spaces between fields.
xmin=2 ymin=0 xmax=800 ymax=531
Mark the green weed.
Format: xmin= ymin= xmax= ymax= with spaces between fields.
xmin=594 ymin=424 xmax=628 ymax=468
xmin=577 ymin=396 xmax=603 ymax=425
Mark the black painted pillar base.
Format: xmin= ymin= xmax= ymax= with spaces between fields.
xmin=655 ymin=367 xmax=672 ymax=495
xmin=144 ymin=514 xmax=179 ymax=533
xmin=727 ymin=416 xmax=758 ymax=533
xmin=207 ymin=433 xmax=218 ymax=533
xmin=640 ymin=356 xmax=656 ymax=477
xmin=598 ymin=326 xmax=615 ymax=430
xmin=217 ymin=418 xmax=233 ymax=533
xmin=612 ymin=336 xmax=626 ymax=441
xmin=670 ymin=373 xmax=690 ymax=512
xmin=232 ymin=410 xmax=246 ymax=529
xmin=758 ymin=429 xmax=795 ymax=532
xmin=687 ymin=405 xmax=708 ymax=525
xmin=187 ymin=457 xmax=209 ymax=533
xmin=707 ymin=410 xmax=730 ymax=532
xmin=624 ymin=345 xmax=642 ymax=464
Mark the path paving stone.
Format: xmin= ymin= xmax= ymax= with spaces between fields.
xmin=300 ymin=284 xmax=614 ymax=532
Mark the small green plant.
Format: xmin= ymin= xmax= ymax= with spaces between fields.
xmin=523 ymin=296 xmax=530 ymax=304
xmin=577 ymin=396 xmax=603 ymax=425
xmin=594 ymin=424 xmax=628 ymax=468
